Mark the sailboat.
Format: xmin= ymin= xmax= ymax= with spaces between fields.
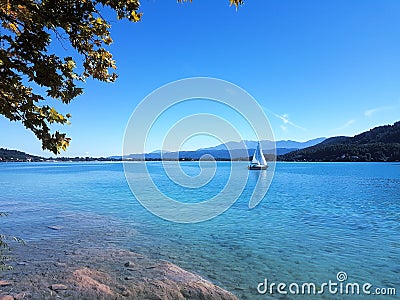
xmin=248 ymin=142 xmax=268 ymax=170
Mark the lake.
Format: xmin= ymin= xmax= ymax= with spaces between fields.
xmin=1 ymin=162 xmax=399 ymax=299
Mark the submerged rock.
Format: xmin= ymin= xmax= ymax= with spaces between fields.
xmin=49 ymin=284 xmax=68 ymax=291
xmin=53 ymin=262 xmax=67 ymax=268
xmin=13 ymin=292 xmax=28 ymax=300
xmin=124 ymin=276 xmax=135 ymax=280
xmin=124 ymin=261 xmax=135 ymax=268
xmin=1 ymin=247 xmax=237 ymax=300
xmin=0 ymin=280 xmax=12 ymax=287
xmin=47 ymin=225 xmax=63 ymax=230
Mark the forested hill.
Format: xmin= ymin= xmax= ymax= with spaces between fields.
xmin=279 ymin=121 xmax=400 ymax=162
xmin=0 ymin=148 xmax=42 ymax=162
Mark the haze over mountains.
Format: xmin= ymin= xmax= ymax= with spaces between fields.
xmin=199 ymin=138 xmax=326 ymax=151
xmin=2 ymin=122 xmax=399 ymax=162
xmin=122 ymin=138 xmax=326 ymax=160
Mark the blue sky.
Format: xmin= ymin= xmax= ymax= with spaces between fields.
xmin=1 ymin=0 xmax=400 ymax=157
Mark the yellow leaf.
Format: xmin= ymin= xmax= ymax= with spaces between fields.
xmin=131 ymin=11 xmax=141 ymax=22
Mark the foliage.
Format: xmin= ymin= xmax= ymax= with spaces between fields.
xmin=279 ymin=122 xmax=400 ymax=162
xmin=0 ymin=0 xmax=142 ymax=154
xmin=178 ymin=0 xmax=244 ymax=9
xmin=0 ymin=0 xmax=243 ymax=154
xmin=0 ymin=212 xmax=24 ymax=271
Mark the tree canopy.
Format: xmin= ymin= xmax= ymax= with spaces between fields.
xmin=0 ymin=0 xmax=243 ymax=154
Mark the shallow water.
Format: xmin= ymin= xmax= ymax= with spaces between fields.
xmin=1 ymin=162 xmax=399 ymax=299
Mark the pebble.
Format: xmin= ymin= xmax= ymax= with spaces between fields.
xmin=53 ymin=262 xmax=67 ymax=268
xmin=0 ymin=280 xmax=12 ymax=287
xmin=145 ymin=266 xmax=156 ymax=269
xmin=0 ymin=295 xmax=14 ymax=300
xmin=124 ymin=276 xmax=135 ymax=280
xmin=14 ymin=293 xmax=28 ymax=300
xmin=124 ymin=261 xmax=135 ymax=267
xmin=49 ymin=284 xmax=68 ymax=291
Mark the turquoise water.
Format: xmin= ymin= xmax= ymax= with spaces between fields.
xmin=1 ymin=162 xmax=399 ymax=299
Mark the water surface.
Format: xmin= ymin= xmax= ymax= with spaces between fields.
xmin=1 ymin=162 xmax=399 ymax=299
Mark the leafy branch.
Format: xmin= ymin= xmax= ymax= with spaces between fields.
xmin=0 ymin=0 xmax=243 ymax=154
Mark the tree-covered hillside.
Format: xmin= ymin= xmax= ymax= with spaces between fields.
xmin=279 ymin=122 xmax=400 ymax=162
xmin=0 ymin=148 xmax=42 ymax=162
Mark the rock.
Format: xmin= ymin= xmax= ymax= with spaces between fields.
xmin=14 ymin=293 xmax=28 ymax=300
xmin=0 ymin=295 xmax=14 ymax=300
xmin=68 ymin=268 xmax=113 ymax=296
xmin=53 ymin=262 xmax=67 ymax=268
xmin=16 ymin=262 xmax=27 ymax=266
xmin=3 ymin=247 xmax=237 ymax=300
xmin=124 ymin=261 xmax=135 ymax=267
xmin=47 ymin=225 xmax=63 ymax=230
xmin=0 ymin=280 xmax=12 ymax=287
xmin=124 ymin=276 xmax=135 ymax=280
xmin=49 ymin=284 xmax=68 ymax=291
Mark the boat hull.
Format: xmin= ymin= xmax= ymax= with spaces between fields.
xmin=248 ymin=165 xmax=268 ymax=170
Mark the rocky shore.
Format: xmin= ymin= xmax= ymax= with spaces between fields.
xmin=0 ymin=245 xmax=237 ymax=300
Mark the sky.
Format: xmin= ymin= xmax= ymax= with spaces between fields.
xmin=1 ymin=0 xmax=400 ymax=157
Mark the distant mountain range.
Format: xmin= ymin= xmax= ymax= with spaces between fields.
xmin=121 ymin=138 xmax=326 ymax=161
xmin=198 ymin=138 xmax=326 ymax=151
xmin=2 ymin=122 xmax=399 ymax=162
xmin=279 ymin=121 xmax=400 ymax=162
xmin=1 ymin=138 xmax=325 ymax=162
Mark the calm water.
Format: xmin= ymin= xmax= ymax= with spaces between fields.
xmin=1 ymin=162 xmax=399 ymax=299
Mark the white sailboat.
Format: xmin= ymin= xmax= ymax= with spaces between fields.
xmin=248 ymin=142 xmax=268 ymax=170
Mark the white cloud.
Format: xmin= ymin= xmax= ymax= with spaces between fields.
xmin=344 ymin=119 xmax=355 ymax=127
xmin=364 ymin=108 xmax=378 ymax=117
xmin=262 ymin=106 xmax=306 ymax=131
xmin=364 ymin=104 xmax=400 ymax=117
xmin=276 ymin=113 xmax=306 ymax=130
xmin=335 ymin=119 xmax=355 ymax=131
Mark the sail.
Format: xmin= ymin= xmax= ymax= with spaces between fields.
xmin=251 ymin=151 xmax=259 ymax=164
xmin=251 ymin=143 xmax=267 ymax=165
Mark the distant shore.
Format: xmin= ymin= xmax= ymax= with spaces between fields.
xmin=1 ymin=157 xmax=398 ymax=163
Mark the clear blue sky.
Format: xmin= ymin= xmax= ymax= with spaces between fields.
xmin=1 ymin=0 xmax=400 ymax=157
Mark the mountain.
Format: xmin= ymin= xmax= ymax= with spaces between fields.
xmin=1 ymin=148 xmax=120 ymax=162
xmin=276 ymin=138 xmax=326 ymax=149
xmin=198 ymin=138 xmax=325 ymax=151
xmin=279 ymin=121 xmax=400 ymax=162
xmin=122 ymin=138 xmax=326 ymax=161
